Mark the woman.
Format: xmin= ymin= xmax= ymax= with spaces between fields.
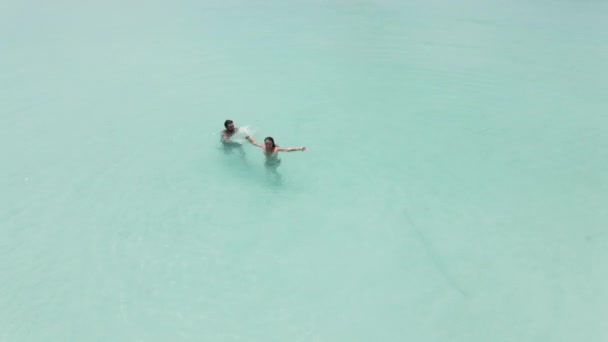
xmin=252 ymin=137 xmax=306 ymax=167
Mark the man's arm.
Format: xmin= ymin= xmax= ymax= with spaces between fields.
xmin=220 ymin=131 xmax=230 ymax=142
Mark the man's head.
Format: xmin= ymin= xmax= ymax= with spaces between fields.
xmin=224 ymin=120 xmax=235 ymax=132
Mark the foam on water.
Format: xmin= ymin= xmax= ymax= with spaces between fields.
xmin=229 ymin=125 xmax=255 ymax=144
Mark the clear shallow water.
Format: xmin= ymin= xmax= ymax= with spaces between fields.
xmin=1 ymin=0 xmax=607 ymax=340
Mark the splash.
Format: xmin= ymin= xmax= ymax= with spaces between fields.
xmin=229 ymin=125 xmax=255 ymax=143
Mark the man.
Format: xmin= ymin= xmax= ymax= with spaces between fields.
xmin=220 ymin=119 xmax=256 ymax=145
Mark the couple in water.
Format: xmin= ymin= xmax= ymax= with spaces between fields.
xmin=221 ymin=119 xmax=307 ymax=168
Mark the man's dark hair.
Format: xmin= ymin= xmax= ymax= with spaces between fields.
xmin=224 ymin=120 xmax=233 ymax=128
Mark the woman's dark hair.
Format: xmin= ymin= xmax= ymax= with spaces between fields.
xmin=264 ymin=137 xmax=276 ymax=148
xmin=224 ymin=119 xmax=233 ymax=128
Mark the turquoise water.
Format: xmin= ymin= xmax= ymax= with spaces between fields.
xmin=2 ymin=0 xmax=607 ymax=340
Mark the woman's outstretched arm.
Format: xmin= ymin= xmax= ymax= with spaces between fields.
xmin=276 ymin=146 xmax=307 ymax=152
xmin=247 ymin=136 xmax=263 ymax=148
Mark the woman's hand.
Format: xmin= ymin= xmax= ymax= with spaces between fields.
xmin=301 ymin=147 xmax=307 ymax=152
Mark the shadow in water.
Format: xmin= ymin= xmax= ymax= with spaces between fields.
xmin=221 ymin=142 xmax=247 ymax=161
xmin=264 ymin=159 xmax=283 ymax=187
xmin=217 ymin=143 xmax=286 ymax=190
